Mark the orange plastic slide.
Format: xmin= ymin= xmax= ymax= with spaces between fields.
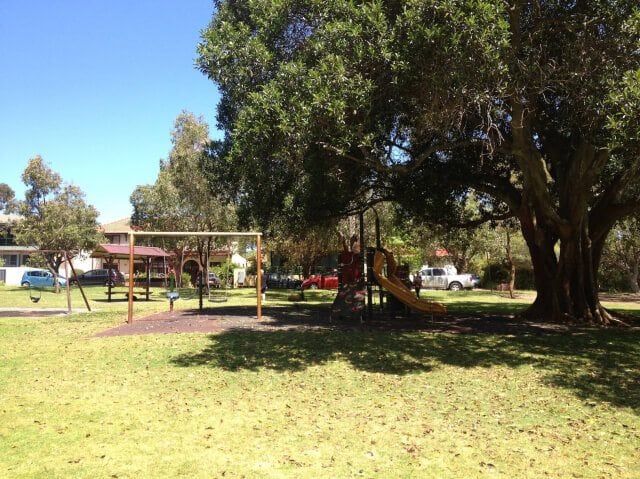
xmin=372 ymin=250 xmax=447 ymax=316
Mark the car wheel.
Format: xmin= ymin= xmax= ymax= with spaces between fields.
xmin=105 ymin=280 xmax=115 ymax=287
xmin=448 ymin=282 xmax=462 ymax=291
xmin=21 ymin=281 xmax=30 ymax=287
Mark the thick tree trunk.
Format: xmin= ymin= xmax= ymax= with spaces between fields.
xmin=518 ymin=206 xmax=613 ymax=324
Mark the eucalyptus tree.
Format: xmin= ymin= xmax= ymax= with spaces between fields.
xmin=130 ymin=112 xmax=238 ymax=284
xmin=14 ymin=156 xmax=104 ymax=281
xmin=0 ymin=183 xmax=16 ymax=212
xmin=198 ymin=0 xmax=640 ymax=323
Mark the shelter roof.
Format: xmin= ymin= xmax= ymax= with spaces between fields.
xmin=91 ymin=244 xmax=170 ymax=260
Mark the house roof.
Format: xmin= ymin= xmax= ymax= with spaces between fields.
xmin=91 ymin=243 xmax=170 ymax=260
xmin=0 ymin=245 xmax=37 ymax=253
xmin=99 ymin=218 xmax=133 ymax=234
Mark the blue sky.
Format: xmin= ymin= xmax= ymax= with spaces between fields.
xmin=0 ymin=0 xmax=221 ymax=224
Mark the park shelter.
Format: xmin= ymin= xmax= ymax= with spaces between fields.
xmin=91 ymin=243 xmax=170 ymax=276
xmin=91 ymin=244 xmax=171 ymax=301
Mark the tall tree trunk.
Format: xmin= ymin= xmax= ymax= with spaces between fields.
xmin=518 ymin=205 xmax=612 ymax=324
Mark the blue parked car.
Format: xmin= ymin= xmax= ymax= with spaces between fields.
xmin=20 ymin=269 xmax=67 ymax=288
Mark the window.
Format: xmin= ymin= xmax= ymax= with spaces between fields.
xmin=1 ymin=255 xmax=17 ymax=267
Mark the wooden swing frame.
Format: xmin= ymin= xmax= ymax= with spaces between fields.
xmin=11 ymin=248 xmax=91 ymax=313
xmin=126 ymin=231 xmax=262 ymax=324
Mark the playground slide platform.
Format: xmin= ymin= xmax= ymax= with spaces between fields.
xmin=373 ymin=250 xmax=447 ymax=316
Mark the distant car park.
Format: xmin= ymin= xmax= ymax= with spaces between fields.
xmin=21 ymin=269 xmax=67 ymax=288
xmin=208 ymin=272 xmax=221 ymax=288
xmin=265 ymin=273 xmax=303 ymax=289
xmin=301 ymin=275 xmax=339 ymax=290
xmin=70 ymin=269 xmax=125 ymax=286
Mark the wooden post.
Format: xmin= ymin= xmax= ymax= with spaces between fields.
xmin=107 ymin=257 xmax=114 ymax=302
xmin=127 ymin=233 xmax=135 ymax=324
xmin=146 ymin=257 xmax=151 ymax=301
xmin=63 ymin=252 xmax=72 ymax=314
xmin=256 ymin=234 xmax=262 ymax=320
xmin=67 ymin=255 xmax=91 ymax=312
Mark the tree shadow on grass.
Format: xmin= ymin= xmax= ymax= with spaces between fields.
xmin=171 ymin=328 xmax=640 ymax=411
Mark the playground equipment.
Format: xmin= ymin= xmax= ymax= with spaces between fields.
xmin=330 ymin=233 xmax=366 ymax=320
xmin=166 ymin=291 xmax=180 ymax=311
xmin=209 ymin=243 xmax=231 ymax=303
xmin=126 ymin=231 xmax=263 ymax=324
xmin=11 ymin=248 xmax=90 ymax=313
xmin=164 ymin=272 xmax=179 ymax=311
xmin=28 ymin=286 xmax=42 ymax=303
xmin=372 ymin=249 xmax=447 ymax=316
xmin=330 ymin=207 xmax=447 ymax=320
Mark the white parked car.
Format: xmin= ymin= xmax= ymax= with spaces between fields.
xmin=419 ymin=267 xmax=475 ymax=291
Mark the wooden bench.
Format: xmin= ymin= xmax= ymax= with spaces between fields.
xmin=105 ymin=291 xmax=153 ymax=301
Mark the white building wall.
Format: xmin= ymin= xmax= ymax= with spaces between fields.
xmin=1 ymin=267 xmax=37 ymax=286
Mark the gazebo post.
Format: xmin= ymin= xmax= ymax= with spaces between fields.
xmin=127 ymin=233 xmax=135 ymax=324
xmin=106 ymin=256 xmax=114 ymax=302
xmin=146 ymin=257 xmax=151 ymax=301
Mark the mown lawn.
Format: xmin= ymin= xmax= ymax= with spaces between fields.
xmin=1 ymin=285 xmax=639 ymax=478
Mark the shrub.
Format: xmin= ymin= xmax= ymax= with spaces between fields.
xmin=181 ymin=272 xmax=192 ymax=288
xmin=598 ymin=267 xmax=632 ymax=292
xmin=482 ymin=262 xmax=535 ymax=289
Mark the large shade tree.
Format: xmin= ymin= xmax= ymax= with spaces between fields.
xmin=197 ymin=0 xmax=640 ymax=324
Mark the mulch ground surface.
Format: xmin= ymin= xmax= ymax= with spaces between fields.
xmin=93 ymin=304 xmax=608 ymax=338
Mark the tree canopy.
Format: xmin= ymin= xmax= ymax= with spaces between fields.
xmin=198 ymin=0 xmax=640 ymax=323
xmin=0 ymin=183 xmax=16 ymax=212
xmin=130 ymin=112 xmax=238 ymax=283
xmin=14 ymin=156 xmax=104 ymax=276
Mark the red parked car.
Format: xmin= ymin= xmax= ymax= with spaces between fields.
xmin=301 ymin=274 xmax=339 ymax=290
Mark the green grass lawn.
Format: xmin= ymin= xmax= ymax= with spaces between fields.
xmin=1 ymin=284 xmax=639 ymax=478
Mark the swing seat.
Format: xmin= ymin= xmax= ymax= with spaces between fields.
xmin=166 ymin=291 xmax=180 ymax=301
xmin=177 ymin=288 xmax=196 ymax=300
xmin=29 ymin=287 xmax=42 ymax=303
xmin=208 ymin=290 xmax=228 ymax=302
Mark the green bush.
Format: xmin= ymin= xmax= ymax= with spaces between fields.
xmin=181 ymin=272 xmax=192 ymax=288
xmin=598 ymin=267 xmax=632 ymax=292
xmin=514 ymin=267 xmax=534 ymax=290
xmin=482 ymin=262 xmax=535 ymax=289
xmin=482 ymin=263 xmax=510 ymax=288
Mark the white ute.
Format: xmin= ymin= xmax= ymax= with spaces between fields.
xmin=419 ymin=267 xmax=475 ymax=291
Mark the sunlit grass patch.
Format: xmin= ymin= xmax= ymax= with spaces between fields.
xmin=1 ymin=284 xmax=639 ymax=477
